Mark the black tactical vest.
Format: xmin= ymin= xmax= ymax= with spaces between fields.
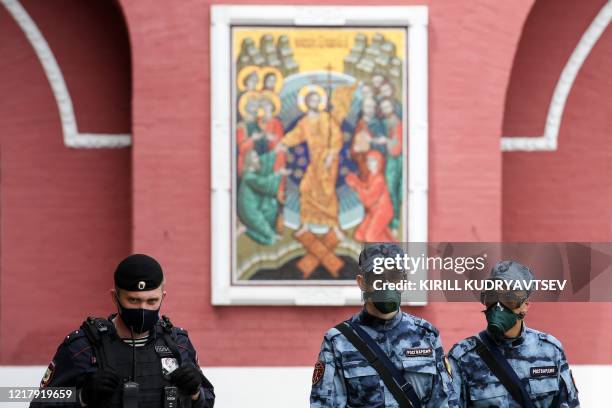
xmin=81 ymin=316 xmax=188 ymax=408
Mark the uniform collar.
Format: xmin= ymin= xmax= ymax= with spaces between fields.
xmin=356 ymin=308 xmax=402 ymax=331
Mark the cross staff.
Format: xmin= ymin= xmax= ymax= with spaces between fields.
xmin=325 ymin=63 xmax=333 ymax=149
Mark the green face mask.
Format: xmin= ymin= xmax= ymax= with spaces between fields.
xmin=485 ymin=302 xmax=520 ymax=337
xmin=366 ymin=289 xmax=401 ymax=314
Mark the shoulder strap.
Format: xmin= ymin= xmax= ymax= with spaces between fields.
xmin=473 ymin=331 xmax=535 ymax=408
xmin=159 ymin=315 xmax=183 ymax=365
xmin=80 ymin=317 xmax=115 ymax=371
xmin=335 ymin=322 xmax=421 ymax=408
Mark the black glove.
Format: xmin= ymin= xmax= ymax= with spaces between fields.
xmin=81 ymin=370 xmax=120 ymax=406
xmin=170 ymin=363 xmax=202 ymax=396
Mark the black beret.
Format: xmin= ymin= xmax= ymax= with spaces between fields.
xmin=114 ymin=254 xmax=164 ymax=291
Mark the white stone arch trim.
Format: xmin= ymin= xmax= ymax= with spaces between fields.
xmin=501 ymin=1 xmax=612 ymax=152
xmin=1 ymin=0 xmax=132 ymax=148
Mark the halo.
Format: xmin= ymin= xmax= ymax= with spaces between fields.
xmin=297 ymin=84 xmax=327 ymax=113
xmin=258 ymin=91 xmax=281 ymax=117
xmin=238 ymin=91 xmax=260 ymax=119
xmin=259 ymin=66 xmax=284 ymax=93
xmin=237 ymin=66 xmax=261 ymax=92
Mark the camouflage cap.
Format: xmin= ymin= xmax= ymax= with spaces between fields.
xmin=358 ymin=243 xmax=405 ymax=277
xmin=481 ymin=260 xmax=535 ymax=305
xmin=489 ymin=260 xmax=535 ymax=285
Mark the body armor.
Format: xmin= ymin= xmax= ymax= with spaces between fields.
xmin=81 ymin=316 xmax=189 ymax=408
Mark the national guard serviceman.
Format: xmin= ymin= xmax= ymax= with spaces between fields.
xmin=448 ymin=260 xmax=580 ymax=407
xmin=310 ymin=243 xmax=456 ymax=408
xmin=31 ymin=254 xmax=215 ymax=407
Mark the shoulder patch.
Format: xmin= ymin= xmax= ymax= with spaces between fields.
xmin=449 ymin=337 xmax=478 ymax=360
xmin=312 ymin=361 xmax=325 ymax=385
xmin=538 ymin=332 xmax=564 ymax=351
xmin=414 ymin=317 xmax=439 ymax=336
xmin=40 ymin=361 xmax=55 ymax=388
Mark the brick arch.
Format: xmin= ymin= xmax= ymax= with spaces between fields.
xmin=1 ymin=0 xmax=132 ymax=148
xmin=501 ymin=0 xmax=611 ymax=151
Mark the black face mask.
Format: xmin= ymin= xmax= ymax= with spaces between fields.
xmin=115 ymin=294 xmax=161 ymax=334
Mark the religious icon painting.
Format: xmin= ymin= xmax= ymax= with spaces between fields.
xmin=211 ymin=6 xmax=429 ymax=305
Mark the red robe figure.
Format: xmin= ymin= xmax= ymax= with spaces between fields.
xmin=345 ymin=149 xmax=395 ymax=242
xmin=350 ymin=97 xmax=377 ymax=181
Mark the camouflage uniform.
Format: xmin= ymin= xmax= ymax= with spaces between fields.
xmin=448 ymin=324 xmax=580 ymax=407
xmin=310 ymin=309 xmax=456 ymax=407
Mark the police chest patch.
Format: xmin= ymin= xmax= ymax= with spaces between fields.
xmin=161 ymin=357 xmax=179 ymax=376
xmin=40 ymin=361 xmax=55 ymax=388
xmin=531 ymin=366 xmax=558 ymax=377
xmin=312 ymin=361 xmax=325 ymax=386
xmin=405 ymin=347 xmax=433 ymax=357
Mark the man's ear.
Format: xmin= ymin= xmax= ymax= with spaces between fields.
xmin=356 ymin=275 xmax=368 ymax=292
xmin=522 ymin=300 xmax=531 ymax=313
xmin=110 ymin=288 xmax=119 ymax=307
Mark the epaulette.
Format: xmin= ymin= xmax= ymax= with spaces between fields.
xmin=538 ymin=332 xmax=564 ymax=351
xmin=62 ymin=328 xmax=88 ymax=346
xmin=449 ymin=337 xmax=478 ymax=360
xmin=324 ymin=326 xmax=343 ymax=340
xmin=414 ymin=317 xmax=439 ymax=336
xmin=173 ymin=326 xmax=188 ymax=337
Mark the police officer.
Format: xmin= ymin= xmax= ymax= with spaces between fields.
xmin=448 ymin=260 xmax=580 ymax=407
xmin=31 ymin=254 xmax=215 ymax=407
xmin=310 ymin=243 xmax=456 ymax=407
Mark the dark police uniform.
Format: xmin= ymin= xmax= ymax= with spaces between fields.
xmin=31 ymin=315 xmax=214 ymax=407
xmin=31 ymin=254 xmax=215 ymax=407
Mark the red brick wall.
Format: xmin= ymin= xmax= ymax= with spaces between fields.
xmin=1 ymin=0 xmax=610 ymax=368
xmin=0 ymin=0 xmax=131 ymax=363
xmin=503 ymin=0 xmax=612 ymax=363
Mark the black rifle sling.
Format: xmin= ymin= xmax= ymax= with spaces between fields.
xmin=473 ymin=331 xmax=536 ymax=408
xmin=335 ymin=322 xmax=420 ymax=408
